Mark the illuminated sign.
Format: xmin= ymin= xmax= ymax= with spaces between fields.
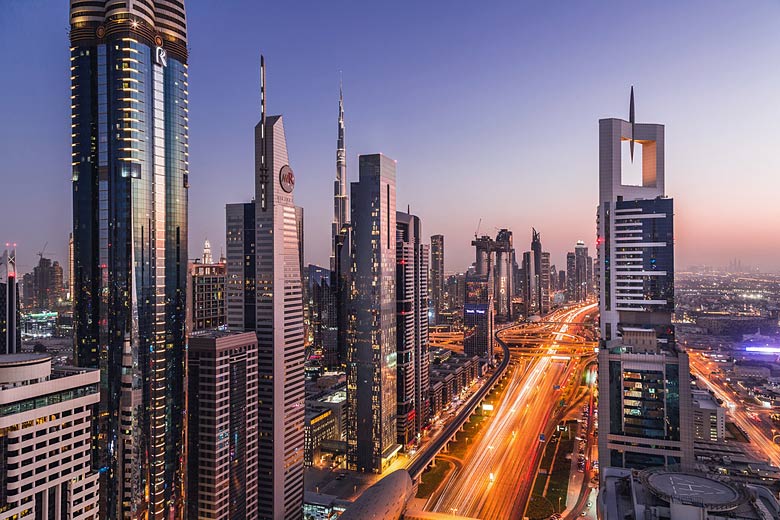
xmin=482 ymin=404 xmax=494 ymax=411
xmin=155 ymin=46 xmax=167 ymax=67
xmin=279 ymin=165 xmax=295 ymax=193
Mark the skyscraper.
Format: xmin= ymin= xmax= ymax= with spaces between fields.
xmin=575 ymin=241 xmax=589 ymax=302
xmin=464 ymin=239 xmax=494 ymax=360
xmin=69 ymin=2 xmax=188 ymax=517
xmin=187 ymin=331 xmax=259 ymax=519
xmin=494 ymin=229 xmax=515 ymax=321
xmin=523 ymin=229 xmax=550 ymax=316
xmin=347 ymin=154 xmax=399 ymax=473
xmin=226 ymin=202 xmax=256 ymax=332
xmin=396 ymin=211 xmax=430 ymax=447
xmin=430 ymin=234 xmax=444 ymax=324
xmin=566 ymin=251 xmax=576 ymax=302
xmin=245 ymin=56 xmax=305 ymax=517
xmin=596 ymin=93 xmax=693 ymax=476
xmin=332 ymin=82 xmax=351 ymax=369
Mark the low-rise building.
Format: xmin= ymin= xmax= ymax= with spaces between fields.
xmin=691 ymin=389 xmax=726 ymax=442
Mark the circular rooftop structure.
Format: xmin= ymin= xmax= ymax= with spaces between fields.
xmin=640 ymin=467 xmax=747 ymax=511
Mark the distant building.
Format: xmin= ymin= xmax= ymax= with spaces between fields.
xmin=464 ymin=240 xmax=494 ymax=361
xmin=430 ymin=234 xmax=444 ymax=324
xmin=566 ymin=251 xmax=576 ymax=301
xmin=347 ymin=154 xmax=400 ymax=473
xmin=187 ymin=240 xmax=226 ymax=333
xmin=521 ymin=228 xmax=551 ymax=316
xmin=188 ymin=331 xmax=259 ymax=519
xmin=494 ymin=229 xmax=515 ymax=321
xmin=396 ymin=211 xmax=430 ymax=447
xmin=0 ymin=353 xmax=100 ymax=519
xmin=308 ymin=264 xmax=338 ymax=368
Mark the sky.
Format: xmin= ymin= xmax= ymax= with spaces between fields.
xmin=1 ymin=1 xmax=779 ymax=275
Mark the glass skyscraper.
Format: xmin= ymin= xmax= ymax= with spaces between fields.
xmin=69 ymin=2 xmax=188 ymax=518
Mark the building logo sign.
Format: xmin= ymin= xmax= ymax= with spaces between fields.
xmin=155 ymin=46 xmax=167 ymax=67
xmin=279 ymin=165 xmax=295 ymax=193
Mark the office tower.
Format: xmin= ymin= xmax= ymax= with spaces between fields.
xmin=464 ymin=241 xmax=494 ymax=360
xmin=347 ymin=154 xmax=399 ymax=473
xmin=445 ymin=273 xmax=466 ymax=312
xmin=187 ymin=331 xmax=259 ymax=519
xmin=430 ymin=234 xmax=444 ymax=323
xmin=308 ymin=264 xmax=338 ymax=368
xmin=226 ymin=203 xmax=256 ymax=331
xmin=247 ymin=57 xmax=306 ymax=517
xmin=396 ymin=211 xmax=430 ymax=447
xmin=558 ymin=270 xmax=565 ymax=293
xmin=566 ymin=252 xmax=576 ymax=302
xmin=186 ymin=240 xmax=227 ymax=333
xmin=0 ymin=353 xmax=100 ymax=519
xmin=494 ymin=229 xmax=515 ymax=321
xmin=549 ymin=263 xmax=557 ymax=292
xmin=1 ymin=248 xmax=20 ymax=354
xmin=596 ymin=92 xmax=693 ymax=475
xmin=69 ymin=2 xmax=188 ymax=517
xmin=464 ymin=267 xmax=495 ymax=360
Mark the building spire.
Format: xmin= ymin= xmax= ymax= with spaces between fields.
xmin=332 ymin=72 xmax=348 ymax=271
xmin=629 ymin=85 xmax=635 ymax=162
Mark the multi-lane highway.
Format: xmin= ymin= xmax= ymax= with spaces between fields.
xmin=689 ymin=352 xmax=780 ymax=467
xmin=427 ymin=304 xmax=597 ymax=519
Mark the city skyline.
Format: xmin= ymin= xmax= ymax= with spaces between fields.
xmin=2 ymin=2 xmax=780 ymax=273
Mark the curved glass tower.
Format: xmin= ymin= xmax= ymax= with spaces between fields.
xmin=69 ymin=1 xmax=188 ymax=518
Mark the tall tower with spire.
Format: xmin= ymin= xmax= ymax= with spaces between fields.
xmin=332 ymin=78 xmax=348 ymax=271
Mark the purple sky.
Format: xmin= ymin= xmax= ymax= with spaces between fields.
xmin=1 ymin=1 xmax=779 ymax=275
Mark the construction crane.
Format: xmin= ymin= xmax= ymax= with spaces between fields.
xmin=37 ymin=242 xmax=48 ymax=262
xmin=474 ymin=218 xmax=482 ymax=239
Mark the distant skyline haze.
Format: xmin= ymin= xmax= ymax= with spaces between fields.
xmin=1 ymin=1 xmax=779 ymax=273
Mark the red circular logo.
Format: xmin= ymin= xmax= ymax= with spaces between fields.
xmin=279 ymin=165 xmax=295 ymax=193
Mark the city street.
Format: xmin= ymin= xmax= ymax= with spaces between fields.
xmin=689 ymin=353 xmax=780 ymax=467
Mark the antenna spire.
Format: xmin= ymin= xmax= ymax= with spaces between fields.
xmin=259 ymin=54 xmax=269 ymax=211
xmin=629 ymin=85 xmax=635 ymax=162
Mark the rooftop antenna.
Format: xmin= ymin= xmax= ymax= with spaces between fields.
xmin=629 ymin=85 xmax=635 ymax=162
xmin=259 ymin=54 xmax=269 ymax=212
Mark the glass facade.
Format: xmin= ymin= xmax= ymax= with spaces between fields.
xmin=71 ymin=9 xmax=188 ymax=518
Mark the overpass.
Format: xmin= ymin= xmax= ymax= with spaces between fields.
xmin=407 ymin=326 xmax=512 ymax=480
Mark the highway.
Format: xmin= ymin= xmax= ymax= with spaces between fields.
xmin=428 ymin=304 xmax=597 ymax=519
xmin=406 ymin=324 xmax=511 ymax=479
xmin=689 ymin=352 xmax=780 ymax=467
